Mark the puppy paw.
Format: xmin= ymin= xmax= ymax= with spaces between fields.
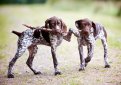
xmin=105 ymin=65 xmax=111 ymax=68
xmin=8 ymin=74 xmax=14 ymax=78
xmin=79 ymin=68 xmax=85 ymax=71
xmin=34 ymin=71 xmax=42 ymax=75
xmin=55 ymin=71 xmax=62 ymax=75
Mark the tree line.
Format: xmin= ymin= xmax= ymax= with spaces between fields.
xmin=0 ymin=0 xmax=47 ymax=4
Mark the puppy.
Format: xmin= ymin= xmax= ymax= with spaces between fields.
xmin=67 ymin=18 xmax=110 ymax=70
xmin=7 ymin=16 xmax=68 ymax=78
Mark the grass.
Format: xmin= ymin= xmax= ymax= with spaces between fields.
xmin=0 ymin=14 xmax=7 ymax=49
xmin=0 ymin=14 xmax=8 ymax=59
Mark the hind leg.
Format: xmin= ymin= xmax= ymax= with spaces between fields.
xmin=26 ymin=45 xmax=41 ymax=75
xmin=101 ymin=38 xmax=110 ymax=68
xmin=7 ymin=46 xmax=27 ymax=78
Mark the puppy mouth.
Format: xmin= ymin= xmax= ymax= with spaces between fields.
xmin=81 ymin=30 xmax=89 ymax=36
xmin=80 ymin=31 xmax=92 ymax=41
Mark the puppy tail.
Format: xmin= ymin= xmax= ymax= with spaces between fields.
xmin=12 ymin=31 xmax=22 ymax=37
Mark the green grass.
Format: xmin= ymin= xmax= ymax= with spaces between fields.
xmin=0 ymin=14 xmax=8 ymax=59
xmin=0 ymin=14 xmax=7 ymax=48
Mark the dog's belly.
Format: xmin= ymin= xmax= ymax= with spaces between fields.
xmin=32 ymin=38 xmax=50 ymax=46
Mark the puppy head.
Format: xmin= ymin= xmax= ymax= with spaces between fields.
xmin=75 ymin=18 xmax=96 ymax=36
xmin=45 ymin=16 xmax=67 ymax=34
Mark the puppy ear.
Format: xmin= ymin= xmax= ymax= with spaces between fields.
xmin=60 ymin=19 xmax=67 ymax=33
xmin=33 ymin=29 xmax=41 ymax=38
xmin=75 ymin=21 xmax=78 ymax=27
xmin=92 ymin=21 xmax=97 ymax=37
xmin=75 ymin=20 xmax=82 ymax=30
xmin=45 ymin=19 xmax=50 ymax=28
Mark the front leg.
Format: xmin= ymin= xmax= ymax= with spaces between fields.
xmin=85 ymin=44 xmax=94 ymax=66
xmin=63 ymin=28 xmax=80 ymax=42
xmin=63 ymin=29 xmax=73 ymax=42
xmin=69 ymin=28 xmax=80 ymax=37
xmin=78 ymin=45 xmax=85 ymax=71
xmin=51 ymin=45 xmax=61 ymax=75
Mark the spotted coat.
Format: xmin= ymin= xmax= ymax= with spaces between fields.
xmin=68 ymin=22 xmax=110 ymax=70
xmin=7 ymin=16 xmax=67 ymax=78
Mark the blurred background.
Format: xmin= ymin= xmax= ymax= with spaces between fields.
xmin=0 ymin=0 xmax=121 ymax=51
xmin=0 ymin=0 xmax=121 ymax=85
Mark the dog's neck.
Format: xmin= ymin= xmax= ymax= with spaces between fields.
xmin=78 ymin=29 xmax=95 ymax=44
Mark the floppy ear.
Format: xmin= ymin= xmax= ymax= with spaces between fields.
xmin=45 ymin=19 xmax=50 ymax=28
xmin=92 ymin=21 xmax=97 ymax=37
xmin=75 ymin=21 xmax=78 ymax=28
xmin=60 ymin=19 xmax=67 ymax=33
xmin=75 ymin=20 xmax=82 ymax=30
xmin=33 ymin=29 xmax=41 ymax=38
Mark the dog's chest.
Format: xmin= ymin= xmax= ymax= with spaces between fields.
xmin=78 ymin=37 xmax=88 ymax=46
xmin=77 ymin=34 xmax=95 ymax=46
xmin=49 ymin=33 xmax=63 ymax=46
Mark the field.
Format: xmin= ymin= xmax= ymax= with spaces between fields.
xmin=0 ymin=3 xmax=121 ymax=85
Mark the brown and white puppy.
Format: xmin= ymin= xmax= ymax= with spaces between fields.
xmin=7 ymin=16 xmax=68 ymax=78
xmin=68 ymin=18 xmax=110 ymax=71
